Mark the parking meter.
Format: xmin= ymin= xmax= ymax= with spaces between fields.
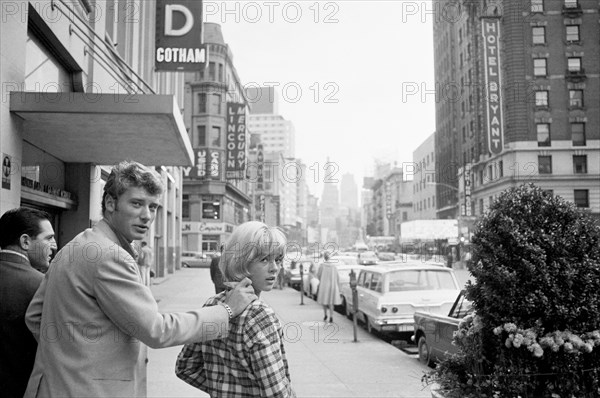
xmin=299 ymin=263 xmax=304 ymax=305
xmin=349 ymin=270 xmax=358 ymax=342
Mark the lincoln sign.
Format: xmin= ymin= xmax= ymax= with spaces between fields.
xmin=155 ymin=0 xmax=206 ymax=71
xmin=226 ymin=103 xmax=247 ymax=179
xmin=482 ymin=18 xmax=504 ymax=155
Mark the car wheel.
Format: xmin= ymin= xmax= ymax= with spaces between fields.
xmin=418 ymin=336 xmax=432 ymax=366
xmin=182 ymin=263 xmax=189 ymax=268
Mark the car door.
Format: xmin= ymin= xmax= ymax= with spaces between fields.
xmin=358 ymin=271 xmax=380 ymax=321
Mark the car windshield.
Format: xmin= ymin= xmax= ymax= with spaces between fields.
xmin=387 ymin=270 xmax=457 ymax=292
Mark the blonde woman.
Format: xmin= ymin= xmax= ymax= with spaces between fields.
xmin=176 ymin=221 xmax=296 ymax=398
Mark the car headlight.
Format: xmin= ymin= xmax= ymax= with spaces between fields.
xmin=381 ymin=307 xmax=388 ymax=313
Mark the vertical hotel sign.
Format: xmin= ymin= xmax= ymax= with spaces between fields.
xmin=155 ymin=0 xmax=206 ymax=71
xmin=226 ymin=103 xmax=247 ymax=179
xmin=482 ymin=18 xmax=504 ymax=155
xmin=256 ymin=144 xmax=264 ymax=191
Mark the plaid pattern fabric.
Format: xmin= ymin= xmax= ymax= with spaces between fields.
xmin=176 ymin=293 xmax=296 ymax=397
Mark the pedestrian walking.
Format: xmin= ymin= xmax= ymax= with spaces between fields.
xmin=176 ymin=221 xmax=296 ymax=398
xmin=23 ymin=160 xmax=257 ymax=398
xmin=210 ymin=251 xmax=226 ymax=294
xmin=0 ymin=208 xmax=56 ymax=398
xmin=316 ymin=251 xmax=342 ymax=323
xmin=137 ymin=241 xmax=153 ymax=287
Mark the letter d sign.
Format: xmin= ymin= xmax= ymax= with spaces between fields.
xmin=155 ymin=0 xmax=205 ymax=71
xmin=165 ymin=4 xmax=193 ymax=36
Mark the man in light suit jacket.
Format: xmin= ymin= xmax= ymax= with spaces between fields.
xmin=0 ymin=207 xmax=56 ymax=398
xmin=24 ymin=161 xmax=257 ymax=398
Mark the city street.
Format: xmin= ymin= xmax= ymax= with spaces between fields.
xmin=148 ymin=268 xmax=439 ymax=398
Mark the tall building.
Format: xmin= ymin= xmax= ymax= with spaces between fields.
xmin=246 ymin=88 xmax=298 ymax=228
xmin=433 ymin=0 xmax=599 ymax=220
xmin=182 ymin=23 xmax=252 ymax=253
xmin=1 ymin=0 xmax=191 ymax=277
xmin=412 ymin=133 xmax=437 ymax=219
xmin=340 ymin=173 xmax=359 ymax=211
xmin=320 ymin=177 xmax=339 ymax=245
xmin=246 ymin=86 xmax=279 ymax=114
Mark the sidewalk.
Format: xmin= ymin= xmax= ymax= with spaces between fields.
xmin=148 ymin=268 xmax=434 ymax=398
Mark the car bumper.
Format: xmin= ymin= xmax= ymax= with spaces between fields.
xmin=372 ymin=318 xmax=414 ymax=333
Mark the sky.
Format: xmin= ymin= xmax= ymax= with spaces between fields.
xmin=204 ymin=1 xmax=436 ymax=198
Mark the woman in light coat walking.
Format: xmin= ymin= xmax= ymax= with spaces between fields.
xmin=316 ymin=252 xmax=341 ymax=323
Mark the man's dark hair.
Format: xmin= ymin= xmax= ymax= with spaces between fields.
xmin=102 ymin=160 xmax=164 ymax=213
xmin=0 ymin=207 xmax=50 ymax=248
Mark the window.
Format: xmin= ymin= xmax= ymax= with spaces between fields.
xmin=211 ymin=93 xmax=222 ymax=114
xmin=531 ymin=0 xmax=544 ymax=12
xmin=538 ymin=156 xmax=552 ymax=174
xmin=211 ymin=126 xmax=221 ymax=147
xmin=498 ymin=160 xmax=503 ymax=177
xmin=566 ymin=25 xmax=580 ymax=42
xmin=198 ymin=93 xmax=207 ymax=113
xmin=567 ymin=57 xmax=582 ymax=72
xmin=208 ymin=62 xmax=216 ymax=80
xmin=218 ymin=63 xmax=224 ymax=82
xmin=537 ymin=123 xmax=551 ymax=146
xmin=532 ymin=27 xmax=545 ymax=44
xmin=196 ymin=125 xmax=206 ymax=147
xmin=533 ymin=58 xmax=547 ymax=76
xmin=571 ymin=123 xmax=586 ymax=146
xmin=202 ymin=201 xmax=220 ymax=220
xmin=574 ymin=190 xmax=589 ymax=208
xmin=182 ymin=195 xmax=190 ymax=219
xmin=535 ymin=90 xmax=549 ymax=107
xmin=573 ymin=155 xmax=587 ymax=174
xmin=569 ymin=89 xmax=584 ymax=108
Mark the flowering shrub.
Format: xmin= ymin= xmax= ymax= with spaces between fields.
xmin=424 ymin=184 xmax=600 ymax=397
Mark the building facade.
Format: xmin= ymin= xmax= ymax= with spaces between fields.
xmin=1 ymin=0 xmax=192 ymax=277
xmin=247 ymin=88 xmax=298 ymax=228
xmin=182 ymin=23 xmax=252 ymax=254
xmin=412 ymin=133 xmax=438 ymax=219
xmin=433 ymin=0 xmax=599 ymax=220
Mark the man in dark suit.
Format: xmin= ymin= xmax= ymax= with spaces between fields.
xmin=0 ymin=207 xmax=56 ymax=398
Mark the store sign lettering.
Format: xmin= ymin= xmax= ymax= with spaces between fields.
xmin=155 ymin=0 xmax=207 ymax=71
xmin=482 ymin=18 xmax=504 ymax=155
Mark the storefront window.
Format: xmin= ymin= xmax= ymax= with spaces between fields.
xmin=202 ymin=200 xmax=220 ymax=220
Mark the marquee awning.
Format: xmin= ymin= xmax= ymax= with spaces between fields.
xmin=10 ymin=91 xmax=194 ymax=166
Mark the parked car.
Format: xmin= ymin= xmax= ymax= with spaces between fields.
xmin=357 ymin=251 xmax=379 ymax=265
xmin=335 ymin=263 xmax=368 ymax=313
xmin=181 ymin=251 xmax=211 ymax=268
xmin=306 ymin=256 xmax=365 ymax=303
xmin=412 ymin=290 xmax=473 ymax=366
xmin=340 ymin=262 xmax=460 ymax=338
xmin=377 ymin=252 xmax=396 ymax=262
xmin=289 ymin=257 xmax=317 ymax=290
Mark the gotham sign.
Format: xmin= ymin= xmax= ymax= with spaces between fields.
xmin=155 ymin=0 xmax=207 ymax=71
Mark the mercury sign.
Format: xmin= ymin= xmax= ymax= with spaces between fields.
xmin=482 ymin=18 xmax=504 ymax=155
xmin=155 ymin=0 xmax=207 ymax=71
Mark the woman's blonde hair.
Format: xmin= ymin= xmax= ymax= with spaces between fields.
xmin=220 ymin=221 xmax=287 ymax=282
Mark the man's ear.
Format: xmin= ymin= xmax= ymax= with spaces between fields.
xmin=19 ymin=234 xmax=31 ymax=250
xmin=105 ymin=194 xmax=116 ymax=212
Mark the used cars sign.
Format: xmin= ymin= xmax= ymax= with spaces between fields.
xmin=155 ymin=0 xmax=207 ymax=71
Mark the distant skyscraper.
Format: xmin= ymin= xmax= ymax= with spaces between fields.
xmin=320 ymin=179 xmax=339 ymax=231
xmin=340 ymin=173 xmax=358 ymax=210
xmin=247 ymin=86 xmax=279 ymax=114
xmin=247 ymin=87 xmax=297 ymax=227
